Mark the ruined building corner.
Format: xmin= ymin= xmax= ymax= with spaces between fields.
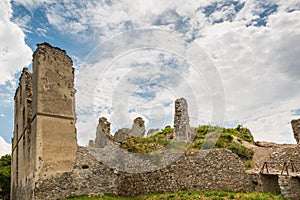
xmin=11 ymin=43 xmax=77 ymax=200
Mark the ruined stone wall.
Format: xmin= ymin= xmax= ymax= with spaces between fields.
xmin=174 ymin=98 xmax=191 ymax=141
xmin=278 ymin=175 xmax=300 ymax=200
xmin=291 ymin=119 xmax=300 ymax=144
xmin=117 ymin=149 xmax=256 ymax=196
xmin=31 ymin=43 xmax=77 ymax=178
xmin=33 ymin=148 xmax=257 ymax=199
xmin=34 ymin=147 xmax=118 ymax=199
xmin=11 ymin=68 xmax=33 ymax=200
xmin=11 ymin=43 xmax=78 ymax=200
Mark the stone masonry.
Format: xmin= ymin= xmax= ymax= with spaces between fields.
xmin=113 ymin=128 xmax=130 ymax=143
xmin=174 ymin=98 xmax=191 ymax=141
xmin=11 ymin=43 xmax=300 ymax=200
xmin=95 ymin=117 xmax=113 ymax=148
xmin=11 ymin=43 xmax=77 ymax=200
xmin=291 ymin=119 xmax=300 ymax=144
xmin=129 ymin=117 xmax=146 ymax=137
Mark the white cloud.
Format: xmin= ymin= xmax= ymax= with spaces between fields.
xmin=0 ymin=136 xmax=11 ymax=156
xmin=196 ymin=8 xmax=300 ymax=143
xmin=0 ymin=0 xmax=32 ymax=85
xmin=10 ymin=0 xmax=300 ymax=145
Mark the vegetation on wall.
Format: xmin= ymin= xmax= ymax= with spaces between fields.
xmin=0 ymin=154 xmax=11 ymax=200
xmin=121 ymin=125 xmax=254 ymax=162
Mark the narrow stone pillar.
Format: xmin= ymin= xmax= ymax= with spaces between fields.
xmin=174 ymin=98 xmax=191 ymax=141
xmin=291 ymin=119 xmax=300 ymax=144
xmin=95 ymin=117 xmax=112 ymax=148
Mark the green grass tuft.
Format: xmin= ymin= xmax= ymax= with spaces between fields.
xmin=62 ymin=191 xmax=286 ymax=200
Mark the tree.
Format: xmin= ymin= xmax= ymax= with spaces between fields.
xmin=0 ymin=154 xmax=11 ymax=200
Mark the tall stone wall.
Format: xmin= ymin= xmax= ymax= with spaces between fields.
xmin=31 ymin=43 xmax=77 ymax=178
xmin=11 ymin=43 xmax=78 ymax=200
xmin=11 ymin=68 xmax=33 ymax=200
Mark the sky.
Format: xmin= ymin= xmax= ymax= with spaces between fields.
xmin=1 ymin=0 xmax=300 ymax=156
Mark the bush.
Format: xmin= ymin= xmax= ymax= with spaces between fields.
xmin=0 ymin=154 xmax=11 ymax=200
xmin=229 ymin=144 xmax=254 ymax=160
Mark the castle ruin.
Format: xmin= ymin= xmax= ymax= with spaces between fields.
xmin=11 ymin=43 xmax=77 ymax=199
xmin=11 ymin=43 xmax=300 ymax=200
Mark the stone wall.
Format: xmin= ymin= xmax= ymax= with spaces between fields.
xmin=278 ymin=175 xmax=300 ymax=200
xmin=31 ymin=42 xmax=77 ymax=178
xmin=34 ymin=147 xmax=118 ymax=199
xmin=11 ymin=43 xmax=78 ymax=200
xmin=291 ymin=119 xmax=300 ymax=144
xmin=32 ymin=147 xmax=258 ymax=199
xmin=11 ymin=68 xmax=34 ymax=200
xmin=117 ymin=149 xmax=256 ymax=196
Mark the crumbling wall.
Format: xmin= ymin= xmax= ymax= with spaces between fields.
xmin=11 ymin=43 xmax=78 ymax=200
xmin=113 ymin=128 xmax=130 ymax=143
xmin=130 ymin=117 xmax=146 ymax=137
xmin=117 ymin=149 xmax=256 ymax=196
xmin=95 ymin=117 xmax=112 ymax=148
xmin=34 ymin=147 xmax=118 ymax=199
xmin=291 ymin=119 xmax=300 ymax=144
xmin=11 ymin=68 xmax=33 ymax=200
xmin=31 ymin=43 xmax=77 ymax=178
xmin=33 ymin=148 xmax=257 ymax=199
xmin=174 ymin=98 xmax=191 ymax=141
xmin=278 ymin=175 xmax=300 ymax=200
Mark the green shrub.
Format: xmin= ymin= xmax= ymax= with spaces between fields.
xmin=0 ymin=154 xmax=11 ymax=200
xmin=245 ymin=160 xmax=255 ymax=170
xmin=229 ymin=144 xmax=254 ymax=160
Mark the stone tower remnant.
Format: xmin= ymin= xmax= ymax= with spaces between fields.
xmin=174 ymin=98 xmax=191 ymax=141
xmin=291 ymin=119 xmax=300 ymax=144
xmin=95 ymin=117 xmax=113 ymax=148
xmin=114 ymin=128 xmax=130 ymax=143
xmin=11 ymin=43 xmax=77 ymax=199
xmin=129 ymin=117 xmax=146 ymax=137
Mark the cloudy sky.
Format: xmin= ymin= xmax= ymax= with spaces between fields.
xmin=1 ymin=0 xmax=300 ymax=156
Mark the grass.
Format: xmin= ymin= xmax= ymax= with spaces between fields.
xmin=62 ymin=191 xmax=286 ymax=200
xmin=120 ymin=125 xmax=255 ymax=166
